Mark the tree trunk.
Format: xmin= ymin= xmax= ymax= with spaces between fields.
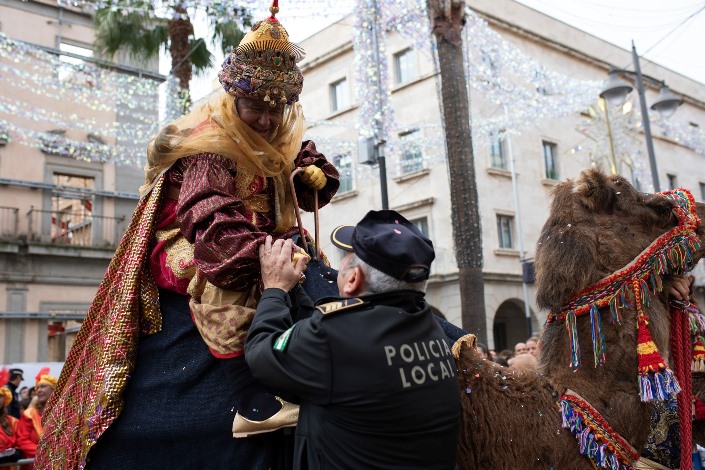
xmin=168 ymin=7 xmax=194 ymax=113
xmin=428 ymin=0 xmax=487 ymax=343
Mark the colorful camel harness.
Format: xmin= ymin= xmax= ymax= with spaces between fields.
xmin=546 ymin=188 xmax=702 ymax=470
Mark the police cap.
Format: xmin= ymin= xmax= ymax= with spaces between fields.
xmin=330 ymin=210 xmax=435 ymax=282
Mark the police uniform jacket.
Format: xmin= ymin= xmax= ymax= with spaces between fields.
xmin=5 ymin=382 xmax=20 ymax=419
xmin=245 ymin=287 xmax=460 ymax=470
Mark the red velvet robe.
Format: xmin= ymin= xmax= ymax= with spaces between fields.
xmin=149 ymin=141 xmax=339 ymax=357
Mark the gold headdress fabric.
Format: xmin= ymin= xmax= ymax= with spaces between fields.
xmin=142 ymin=92 xmax=305 ymax=233
xmin=36 ymin=375 xmax=58 ymax=389
xmin=0 ymin=387 xmax=11 ymax=408
xmin=218 ymin=2 xmax=305 ymax=105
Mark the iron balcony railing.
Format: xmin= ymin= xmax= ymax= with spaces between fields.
xmin=26 ymin=207 xmax=126 ymax=248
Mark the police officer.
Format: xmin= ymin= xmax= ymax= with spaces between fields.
xmin=4 ymin=368 xmax=23 ymax=419
xmin=245 ymin=210 xmax=460 ymax=470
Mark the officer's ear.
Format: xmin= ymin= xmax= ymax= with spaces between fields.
xmin=341 ymin=266 xmax=365 ymax=297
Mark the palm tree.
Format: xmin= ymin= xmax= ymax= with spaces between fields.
xmin=93 ymin=4 xmax=248 ymax=113
xmin=428 ymin=0 xmax=487 ymax=343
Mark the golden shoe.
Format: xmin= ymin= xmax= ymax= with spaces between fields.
xmin=232 ymin=396 xmax=299 ymax=438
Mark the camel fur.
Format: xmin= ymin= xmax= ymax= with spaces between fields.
xmin=454 ymin=169 xmax=705 ymax=469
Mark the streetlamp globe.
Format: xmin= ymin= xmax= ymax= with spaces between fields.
xmin=650 ymin=84 xmax=683 ymax=118
xmin=599 ymin=70 xmax=633 ymax=106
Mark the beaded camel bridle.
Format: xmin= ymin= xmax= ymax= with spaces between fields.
xmin=546 ymin=188 xmax=702 ymax=470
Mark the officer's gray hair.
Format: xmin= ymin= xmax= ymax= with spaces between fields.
xmin=343 ymin=251 xmax=427 ymax=294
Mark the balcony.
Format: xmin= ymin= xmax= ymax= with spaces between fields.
xmin=25 ymin=208 xmax=125 ymax=249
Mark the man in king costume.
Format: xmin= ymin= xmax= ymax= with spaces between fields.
xmin=35 ymin=2 xmax=339 ymax=468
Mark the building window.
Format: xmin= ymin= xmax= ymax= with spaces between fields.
xmin=399 ymin=129 xmax=424 ymax=174
xmin=543 ymin=141 xmax=559 ymax=180
xmin=534 ymin=69 xmax=548 ymax=95
xmin=409 ymin=216 xmax=429 ymax=237
xmin=700 ymin=182 xmax=705 ymax=202
xmin=330 ymin=78 xmax=350 ymax=112
xmin=59 ymin=42 xmax=96 ymax=87
xmin=497 ymin=214 xmax=514 ymax=249
xmin=489 ymin=131 xmax=506 ymax=169
xmin=333 ymin=153 xmax=354 ymax=194
xmin=51 ymin=173 xmax=94 ymax=246
xmin=667 ymin=173 xmax=677 ymax=190
xmin=394 ymin=49 xmax=416 ymax=84
xmin=481 ymin=51 xmax=496 ymax=74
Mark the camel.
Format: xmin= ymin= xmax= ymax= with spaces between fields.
xmin=453 ymin=168 xmax=705 ymax=470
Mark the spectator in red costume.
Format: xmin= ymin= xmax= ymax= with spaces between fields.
xmin=16 ymin=374 xmax=56 ymax=467
xmin=0 ymin=386 xmax=21 ymax=463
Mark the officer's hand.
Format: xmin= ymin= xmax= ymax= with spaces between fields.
xmin=300 ymin=165 xmax=327 ymax=191
xmin=259 ymin=236 xmax=308 ymax=291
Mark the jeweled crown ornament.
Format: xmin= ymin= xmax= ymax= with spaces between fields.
xmin=218 ymin=0 xmax=305 ymax=106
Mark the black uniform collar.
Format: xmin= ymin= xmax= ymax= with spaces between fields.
xmin=315 ymin=290 xmax=426 ymax=313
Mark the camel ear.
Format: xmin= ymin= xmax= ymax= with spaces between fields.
xmin=643 ymin=193 xmax=676 ymax=227
xmin=572 ymin=168 xmax=616 ymax=212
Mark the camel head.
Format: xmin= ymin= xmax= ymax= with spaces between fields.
xmin=535 ymin=168 xmax=705 ymax=313
xmin=536 ymin=168 xmax=704 ymax=390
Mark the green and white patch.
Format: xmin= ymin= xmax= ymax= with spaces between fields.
xmin=273 ymin=324 xmax=296 ymax=352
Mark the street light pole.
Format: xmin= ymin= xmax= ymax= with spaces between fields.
xmin=599 ymin=42 xmax=683 ymax=193
xmin=631 ymin=42 xmax=661 ymax=192
xmin=370 ymin=0 xmax=389 ymax=209
xmin=504 ymin=110 xmax=532 ymax=337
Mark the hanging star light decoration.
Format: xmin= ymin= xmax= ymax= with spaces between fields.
xmin=571 ymin=98 xmax=650 ymax=187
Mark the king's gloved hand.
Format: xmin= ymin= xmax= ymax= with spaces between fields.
xmin=300 ymin=165 xmax=327 ymax=190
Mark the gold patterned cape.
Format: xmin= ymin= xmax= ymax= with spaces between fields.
xmin=34 ymin=178 xmax=166 ymax=470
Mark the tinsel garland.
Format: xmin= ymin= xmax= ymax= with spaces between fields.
xmin=5 ymin=0 xmax=705 ymax=173
xmin=546 ymin=189 xmax=701 ymax=402
xmin=352 ymin=0 xmax=396 ymax=141
xmin=560 ymin=391 xmax=639 ymax=470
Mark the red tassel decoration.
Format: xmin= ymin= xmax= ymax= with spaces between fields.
xmin=693 ymin=337 xmax=705 ymax=372
xmin=694 ymin=398 xmax=705 ymax=421
xmin=637 ymin=314 xmax=681 ymax=401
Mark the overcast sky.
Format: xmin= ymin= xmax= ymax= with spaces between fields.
xmin=514 ymin=0 xmax=705 ymax=85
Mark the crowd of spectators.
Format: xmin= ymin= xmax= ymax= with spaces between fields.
xmin=476 ymin=334 xmax=541 ymax=372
